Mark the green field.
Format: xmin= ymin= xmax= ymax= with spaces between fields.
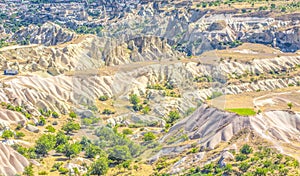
xmin=226 ymin=108 xmax=256 ymax=116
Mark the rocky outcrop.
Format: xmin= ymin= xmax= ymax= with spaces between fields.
xmin=0 ymin=143 xmax=30 ymax=176
xmin=0 ymin=109 xmax=27 ymax=127
xmin=103 ymin=9 xmax=300 ymax=54
xmin=162 ymin=104 xmax=251 ymax=150
xmin=26 ymin=124 xmax=39 ymax=133
xmin=0 ymin=34 xmax=182 ymax=74
xmin=11 ymin=22 xmax=76 ymax=46
xmin=0 ymin=52 xmax=299 ymax=118
xmin=159 ymin=105 xmax=300 ymax=158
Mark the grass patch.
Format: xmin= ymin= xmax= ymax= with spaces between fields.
xmin=226 ymin=108 xmax=256 ymax=116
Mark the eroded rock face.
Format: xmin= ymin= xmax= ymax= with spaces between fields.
xmin=11 ymin=22 xmax=76 ymax=46
xmin=162 ymin=104 xmax=251 ymax=150
xmin=159 ymin=105 xmax=300 ymax=160
xmin=0 ymin=143 xmax=30 ymax=176
xmin=103 ymin=9 xmax=300 ymax=53
xmin=0 ymin=53 xmax=299 ymax=119
xmin=0 ymin=109 xmax=27 ymax=127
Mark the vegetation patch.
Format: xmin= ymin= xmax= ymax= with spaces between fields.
xmin=226 ymin=108 xmax=256 ymax=116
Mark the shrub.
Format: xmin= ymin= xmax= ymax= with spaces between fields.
xmin=239 ymin=162 xmax=250 ymax=172
xmin=167 ymin=110 xmax=180 ymax=124
xmin=82 ymin=118 xmax=93 ymax=126
xmin=88 ymin=105 xmax=98 ymax=112
xmin=240 ymin=144 xmax=253 ymax=154
xmin=133 ymin=104 xmax=143 ymax=111
xmin=52 ymin=111 xmax=59 ymax=118
xmin=38 ymin=117 xmax=46 ymax=126
xmin=23 ymin=164 xmax=34 ymax=176
xmin=142 ymin=105 xmax=150 ymax=114
xmin=129 ymin=94 xmax=140 ymax=105
xmin=122 ymin=129 xmax=133 ymax=135
xmin=255 ymin=168 xmax=268 ymax=175
xmin=287 ymin=102 xmax=293 ymax=109
xmin=108 ymin=145 xmax=132 ymax=162
xmin=2 ymin=130 xmax=14 ymax=140
xmin=51 ymin=162 xmax=63 ymax=171
xmin=99 ymin=95 xmax=109 ymax=101
xmin=15 ymin=131 xmax=25 ymax=139
xmin=102 ymin=108 xmax=115 ymax=115
xmin=122 ymin=160 xmax=131 ymax=169
xmin=46 ymin=125 xmax=56 ymax=133
xmin=69 ymin=112 xmax=77 ymax=119
xmin=38 ymin=171 xmax=48 ymax=175
xmin=143 ymin=132 xmax=156 ymax=141
xmin=89 ymin=157 xmax=109 ymax=175
xmin=58 ymin=167 xmax=69 ymax=174
xmin=236 ymin=154 xmax=248 ymax=161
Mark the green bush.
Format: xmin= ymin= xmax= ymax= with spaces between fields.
xmin=52 ymin=111 xmax=59 ymax=118
xmin=122 ymin=129 xmax=133 ymax=135
xmin=236 ymin=154 xmax=248 ymax=161
xmin=239 ymin=162 xmax=250 ymax=172
xmin=38 ymin=171 xmax=48 ymax=175
xmin=58 ymin=167 xmax=69 ymax=174
xmin=143 ymin=132 xmax=156 ymax=141
xmin=108 ymin=145 xmax=132 ymax=162
xmin=167 ymin=110 xmax=180 ymax=124
xmin=15 ymin=131 xmax=25 ymax=139
xmin=129 ymin=94 xmax=140 ymax=105
xmin=38 ymin=117 xmax=46 ymax=126
xmin=69 ymin=112 xmax=77 ymax=119
xmin=240 ymin=144 xmax=253 ymax=155
xmin=2 ymin=130 xmax=14 ymax=140
xmin=35 ymin=134 xmax=56 ymax=156
xmin=99 ymin=95 xmax=109 ymax=101
xmin=102 ymin=108 xmax=115 ymax=115
xmin=46 ymin=125 xmax=56 ymax=133
xmin=89 ymin=157 xmax=108 ymax=175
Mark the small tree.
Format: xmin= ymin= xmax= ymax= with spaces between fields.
xmin=85 ymin=144 xmax=104 ymax=158
xmin=287 ymin=102 xmax=293 ymax=109
xmin=62 ymin=122 xmax=80 ymax=134
xmin=108 ymin=145 xmax=132 ymax=162
xmin=55 ymin=131 xmax=69 ymax=147
xmin=89 ymin=157 xmax=109 ymax=176
xmin=35 ymin=134 xmax=56 ymax=156
xmin=63 ymin=142 xmax=82 ymax=159
xmin=2 ymin=130 xmax=14 ymax=140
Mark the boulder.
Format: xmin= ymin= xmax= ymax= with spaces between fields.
xmin=26 ymin=124 xmax=39 ymax=133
